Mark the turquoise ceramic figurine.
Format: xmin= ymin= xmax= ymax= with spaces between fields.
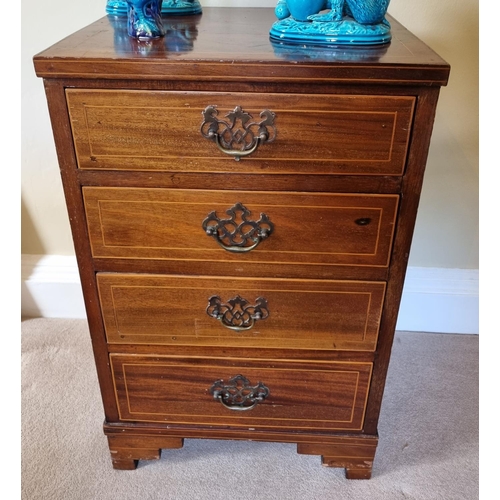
xmin=125 ymin=0 xmax=164 ymax=40
xmin=106 ymin=0 xmax=202 ymax=16
xmin=270 ymin=0 xmax=392 ymax=46
xmin=157 ymin=0 xmax=202 ymax=15
xmin=108 ymin=13 xmax=200 ymax=55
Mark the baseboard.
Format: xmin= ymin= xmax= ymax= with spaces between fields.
xmin=21 ymin=255 xmax=87 ymax=320
xmin=395 ymin=266 xmax=478 ymax=334
xmin=21 ymin=255 xmax=479 ymax=334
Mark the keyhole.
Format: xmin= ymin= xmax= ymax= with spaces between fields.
xmin=355 ymin=218 xmax=372 ymax=226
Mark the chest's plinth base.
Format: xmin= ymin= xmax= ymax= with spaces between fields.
xmin=104 ymin=422 xmax=378 ymax=478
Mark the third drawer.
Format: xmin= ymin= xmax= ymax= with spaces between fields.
xmin=97 ymin=273 xmax=386 ymax=351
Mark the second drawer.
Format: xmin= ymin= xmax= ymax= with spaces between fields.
xmin=98 ymin=273 xmax=386 ymax=351
xmin=83 ymin=187 xmax=399 ymax=269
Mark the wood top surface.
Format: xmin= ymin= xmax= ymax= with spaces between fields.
xmin=33 ymin=7 xmax=450 ymax=85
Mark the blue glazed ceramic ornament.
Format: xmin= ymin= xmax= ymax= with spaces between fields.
xmin=106 ymin=0 xmax=127 ymax=15
xmin=271 ymin=37 xmax=389 ymax=61
xmin=158 ymin=0 xmax=202 ymax=15
xmin=108 ymin=13 xmax=200 ymax=56
xmin=270 ymin=0 xmax=392 ymax=46
xmin=283 ymin=0 xmax=325 ymax=21
xmin=106 ymin=0 xmax=202 ymax=16
xmin=126 ymin=0 xmax=165 ymax=40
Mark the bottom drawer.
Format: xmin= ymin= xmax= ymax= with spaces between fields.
xmin=110 ymin=355 xmax=372 ymax=431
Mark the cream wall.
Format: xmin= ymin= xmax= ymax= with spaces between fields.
xmin=22 ymin=0 xmax=479 ymax=269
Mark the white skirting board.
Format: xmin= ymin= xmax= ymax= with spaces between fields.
xmin=21 ymin=255 xmax=479 ymax=334
xmin=395 ymin=266 xmax=478 ymax=334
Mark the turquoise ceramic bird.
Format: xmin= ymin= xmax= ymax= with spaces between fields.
xmin=275 ymin=0 xmax=391 ymax=24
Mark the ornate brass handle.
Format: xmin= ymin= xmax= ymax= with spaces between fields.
xmin=210 ymin=375 xmax=270 ymax=411
xmin=206 ymin=295 xmax=269 ymax=332
xmin=200 ymin=105 xmax=276 ymax=161
xmin=202 ymin=202 xmax=274 ymax=253
xmin=211 ymin=130 xmax=267 ymax=160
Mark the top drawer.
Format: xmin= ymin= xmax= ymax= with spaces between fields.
xmin=66 ymin=90 xmax=415 ymax=176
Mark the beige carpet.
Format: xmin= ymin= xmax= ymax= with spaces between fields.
xmin=21 ymin=318 xmax=478 ymax=500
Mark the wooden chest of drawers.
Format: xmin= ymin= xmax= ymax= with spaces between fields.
xmin=33 ymin=7 xmax=449 ymax=479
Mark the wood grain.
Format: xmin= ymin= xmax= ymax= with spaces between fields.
xmin=97 ymin=273 xmax=386 ymax=351
xmin=33 ymin=9 xmax=450 ymax=86
xmin=83 ymin=187 xmax=399 ymax=268
xmin=41 ymin=80 xmax=120 ymax=422
xmin=110 ymin=354 xmax=372 ymax=431
xmin=67 ymin=89 xmax=414 ymax=176
xmin=103 ymin=421 xmax=378 ymax=471
xmin=363 ymin=87 xmax=443 ymax=435
xmin=297 ymin=440 xmax=378 ymax=479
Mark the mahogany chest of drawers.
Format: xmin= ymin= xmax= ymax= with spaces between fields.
xmin=33 ymin=7 xmax=450 ymax=479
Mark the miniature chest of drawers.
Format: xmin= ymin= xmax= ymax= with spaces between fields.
xmin=34 ymin=7 xmax=450 ymax=479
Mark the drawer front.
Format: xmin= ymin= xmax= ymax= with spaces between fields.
xmin=83 ymin=187 xmax=399 ymax=268
xmin=98 ymin=274 xmax=386 ymax=351
xmin=110 ymin=355 xmax=372 ymax=431
xmin=67 ymin=90 xmax=414 ymax=176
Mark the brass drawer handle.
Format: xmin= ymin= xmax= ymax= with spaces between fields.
xmin=202 ymin=202 xmax=274 ymax=253
xmin=207 ymin=295 xmax=269 ymax=332
xmin=200 ymin=105 xmax=276 ymax=161
xmin=210 ymin=375 xmax=270 ymax=411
